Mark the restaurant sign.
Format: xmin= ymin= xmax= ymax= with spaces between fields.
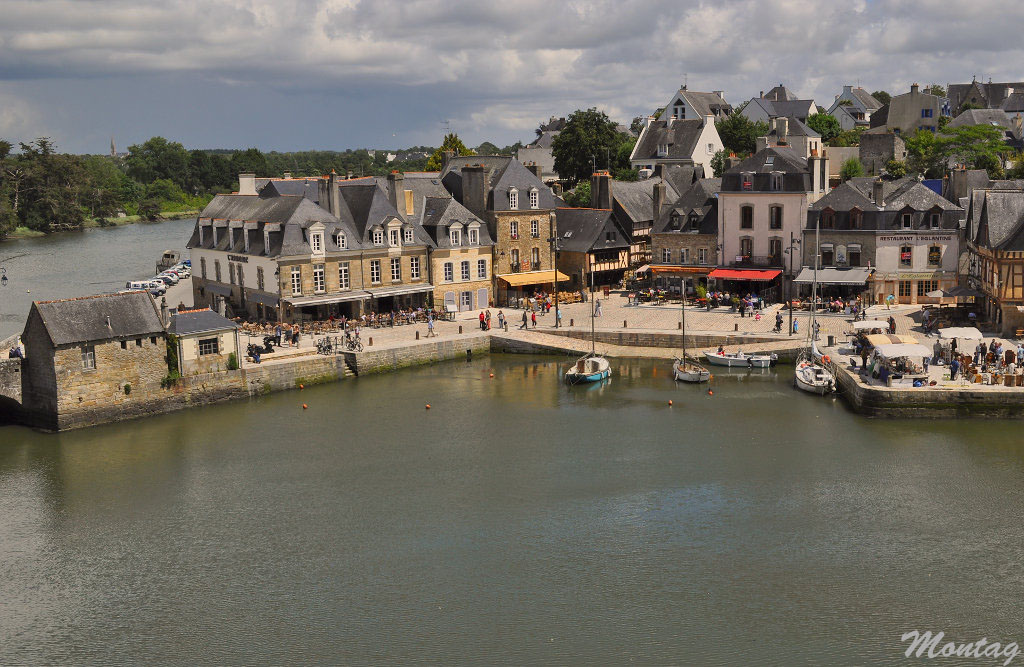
xmin=228 ymin=254 xmax=249 ymax=263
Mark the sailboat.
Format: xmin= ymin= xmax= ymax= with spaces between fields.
xmin=673 ymin=279 xmax=710 ymax=383
xmin=565 ymin=272 xmax=611 ymax=384
xmin=794 ymin=215 xmax=836 ymax=395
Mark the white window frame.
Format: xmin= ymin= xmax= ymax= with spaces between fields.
xmin=930 ymin=213 xmax=940 ymax=229
xmin=389 ymin=228 xmax=400 ymax=248
xmin=450 ymin=229 xmax=461 ymax=246
xmin=336 ymin=232 xmax=347 ymax=249
xmin=373 ymin=229 xmax=384 ymax=246
xmin=531 ymin=220 xmax=539 ymax=238
xmin=313 ymin=263 xmax=325 ymax=293
xmin=509 ymin=188 xmax=519 ymax=209
xmin=662 ymin=248 xmax=671 ymax=263
xmin=461 ymin=260 xmax=471 ymax=281
xmin=510 ymin=221 xmax=519 ymax=240
xmin=902 ymin=213 xmax=912 ymax=230
xmin=391 ymin=257 xmax=401 ymax=282
xmin=707 ymin=142 xmax=714 ymax=155
xmin=370 ymin=259 xmax=381 ymax=284
xmin=443 ymin=262 xmax=453 ymax=282
xmin=529 ymin=189 xmax=539 ymax=209
xmin=291 ymin=266 xmax=302 ymax=296
xmin=698 ymin=248 xmax=708 ymax=265
xmin=198 ymin=337 xmax=219 ymax=356
xmin=311 ymin=232 xmax=322 ymax=253
xmin=531 ymin=247 xmax=540 ymax=268
xmin=339 ymin=262 xmax=350 ymax=289
xmin=81 ymin=345 xmax=96 ymax=370
xmin=477 ymin=259 xmax=487 ymax=278
xmin=468 ymin=228 xmax=479 ymax=245
xmin=410 ymin=256 xmax=420 ymax=279
xmin=404 ymin=227 xmax=414 ymax=244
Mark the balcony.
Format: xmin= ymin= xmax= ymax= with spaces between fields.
xmin=508 ymin=261 xmax=522 ymax=273
xmin=729 ymin=254 xmax=784 ymax=269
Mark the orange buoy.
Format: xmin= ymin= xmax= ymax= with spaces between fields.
xmin=425 ymin=404 xmax=431 ymax=410
xmin=668 ymin=400 xmax=673 ymax=406
xmin=299 ymin=383 xmax=304 ymax=389
xmin=302 ymin=403 xmax=308 ymax=409
xmin=708 ymin=389 xmax=713 ymax=396
xmin=823 ymin=355 xmax=831 ymax=364
xmin=489 ymin=373 xmax=494 ymax=378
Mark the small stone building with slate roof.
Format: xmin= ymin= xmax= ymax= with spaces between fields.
xmin=649 ymin=178 xmax=721 ymax=291
xmin=807 ymin=176 xmax=962 ymax=304
xmin=20 ymin=292 xmax=168 ymax=430
xmin=741 ymin=87 xmax=820 ymax=125
xmin=964 ymin=184 xmax=1024 ymax=333
xmin=552 ymin=207 xmax=632 ymax=289
xmin=826 ymin=86 xmax=883 ymax=130
xmin=168 ymin=308 xmax=240 ymax=375
xmin=754 ymin=117 xmax=823 ymax=160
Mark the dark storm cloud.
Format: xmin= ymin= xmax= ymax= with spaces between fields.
xmin=1 ymin=0 xmax=1023 ymax=153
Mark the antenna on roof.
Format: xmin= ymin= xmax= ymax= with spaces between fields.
xmin=442 ymin=119 xmax=451 ymax=135
xmin=684 ymin=72 xmax=688 ymax=90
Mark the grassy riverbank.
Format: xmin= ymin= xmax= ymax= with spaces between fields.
xmin=5 ymin=211 xmax=199 ymax=239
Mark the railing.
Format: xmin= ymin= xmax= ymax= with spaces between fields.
xmin=508 ymin=262 xmax=522 ymax=273
xmin=728 ymin=254 xmax=784 ymax=269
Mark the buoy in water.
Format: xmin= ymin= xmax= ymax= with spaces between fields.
xmin=708 ymin=389 xmax=714 ymax=396
xmin=489 ymin=373 xmax=494 ymax=378
xmin=302 ymin=403 xmax=308 ymax=409
xmin=299 ymin=383 xmax=304 ymax=389
xmin=668 ymin=400 xmax=673 ymax=406
xmin=425 ymin=404 xmax=431 ymax=410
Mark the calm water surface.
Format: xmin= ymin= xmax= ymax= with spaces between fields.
xmin=1 ymin=355 xmax=1023 ymax=664
xmin=0 ymin=219 xmax=194 ymax=339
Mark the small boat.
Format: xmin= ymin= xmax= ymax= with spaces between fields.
xmin=672 ymin=279 xmax=710 ymax=383
xmin=565 ymin=352 xmax=612 ymax=384
xmin=565 ymin=271 xmax=611 ymax=385
xmin=795 ymin=353 xmax=835 ymax=395
xmin=703 ymin=350 xmax=777 ymax=368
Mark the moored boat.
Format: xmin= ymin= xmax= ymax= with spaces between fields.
xmin=793 ymin=212 xmax=835 ymax=395
xmin=703 ymin=350 xmax=777 ymax=368
xmin=674 ymin=356 xmax=711 ymax=382
xmin=565 ymin=353 xmax=612 ymax=384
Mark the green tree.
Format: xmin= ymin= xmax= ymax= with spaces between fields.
xmin=475 ymin=141 xmax=501 ymax=155
xmin=927 ymin=84 xmax=947 ymax=97
xmin=885 ymin=159 xmax=907 ymax=179
xmin=715 ymin=111 xmax=769 ymax=155
xmin=563 ymin=181 xmax=591 ymax=207
xmin=230 ymin=147 xmax=268 ymax=178
xmin=551 ymin=108 xmax=632 ymax=185
xmin=840 ymin=157 xmax=865 ymax=181
xmin=710 ymin=150 xmax=727 ymax=177
xmin=613 ymin=168 xmax=639 ymax=182
xmin=830 ymin=127 xmax=865 ymax=147
xmin=426 ymin=133 xmax=475 ymax=170
xmin=941 ymin=124 xmax=1007 ymax=172
xmin=904 ymin=130 xmax=947 ymax=178
xmin=630 ymin=116 xmax=646 ymax=135
xmin=806 ymin=113 xmax=842 ymax=143
xmin=125 ymin=137 xmax=190 ymax=189
xmin=872 ymin=91 xmax=891 ymax=106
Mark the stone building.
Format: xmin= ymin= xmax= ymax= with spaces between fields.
xmin=553 ymin=207 xmax=632 ymax=289
xmin=806 ymin=176 xmax=962 ymax=304
xmin=20 ymin=292 xmax=168 ymax=430
xmin=168 ymin=308 xmax=240 ymax=375
xmin=649 ymin=178 xmax=721 ymax=290
xmin=859 ymin=130 xmax=907 ymax=176
xmin=441 ymin=156 xmax=563 ymax=304
xmin=947 ymin=78 xmax=1024 ymax=114
xmin=869 ymin=83 xmax=951 ymax=134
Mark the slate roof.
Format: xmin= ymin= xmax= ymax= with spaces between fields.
xmin=949 ymin=80 xmax=1024 ymax=110
xmin=611 ymin=178 xmax=677 ymax=224
xmin=28 ymin=292 xmax=164 ymax=347
xmin=1001 ymin=93 xmax=1024 ymax=113
xmin=810 ymin=176 xmax=962 ymax=212
xmin=419 ymin=196 xmax=494 ymax=248
xmin=654 ymin=178 xmax=721 ymax=235
xmin=949 ymin=108 xmax=1016 ymax=130
xmin=765 ymin=85 xmax=799 ymax=101
xmin=440 ymin=155 xmax=562 ymax=212
xmin=850 ymin=88 xmax=883 ymax=110
xmin=554 ymin=208 xmax=631 ymax=253
xmin=764 ymin=116 xmax=820 ymax=139
xmin=977 ymin=190 xmax=1024 ymax=250
xmin=745 ymin=97 xmax=817 ymax=120
xmin=255 ymin=177 xmax=320 ymax=203
xmin=168 ymin=308 xmax=238 ymax=336
xmin=527 ymin=131 xmax=558 ymax=149
xmin=632 ymin=118 xmax=704 ymax=161
xmin=727 ymin=146 xmax=808 ymax=174
xmin=678 ymin=90 xmax=732 ymax=117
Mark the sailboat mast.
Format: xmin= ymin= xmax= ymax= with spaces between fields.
xmin=681 ymin=278 xmax=687 ymax=361
xmin=590 ymin=269 xmax=596 ymax=354
xmin=811 ymin=214 xmax=820 ymax=339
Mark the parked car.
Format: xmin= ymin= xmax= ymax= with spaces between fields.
xmin=153 ymin=275 xmax=175 ymax=286
xmin=158 ymin=272 xmax=180 ymax=285
xmin=125 ymin=281 xmax=149 ymax=291
xmin=146 ymin=280 xmax=167 ymax=295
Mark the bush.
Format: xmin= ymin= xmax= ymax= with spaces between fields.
xmin=695 ymin=284 xmax=707 ymax=300
xmin=123 ymin=383 xmax=131 ymax=395
xmin=840 ymin=157 xmax=865 ymax=181
xmin=227 ymin=352 xmax=239 ymax=371
xmin=885 ymin=159 xmax=907 ymax=179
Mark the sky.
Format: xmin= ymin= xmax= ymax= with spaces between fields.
xmin=2 ymin=0 xmax=1024 ymax=155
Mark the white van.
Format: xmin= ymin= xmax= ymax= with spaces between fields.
xmin=125 ymin=281 xmax=149 ymax=291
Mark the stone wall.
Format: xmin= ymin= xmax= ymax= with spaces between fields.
xmin=650 ymin=232 xmax=717 ymax=268
xmin=542 ymin=328 xmax=782 ymax=350
xmin=348 ymin=335 xmax=490 ymax=375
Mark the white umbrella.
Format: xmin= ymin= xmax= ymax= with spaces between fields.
xmin=874 ymin=343 xmax=933 ymax=359
xmin=938 ymin=327 xmax=983 ymax=340
xmin=852 ymin=320 xmax=889 ymax=330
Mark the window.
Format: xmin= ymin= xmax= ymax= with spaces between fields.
xmin=901 ymin=213 xmax=912 ymax=229
xmin=199 ymin=226 xmax=204 ymax=245
xmin=150 ymin=336 xmax=157 ymax=345
xmin=339 ymin=262 xmax=350 ymax=289
xmin=477 ymin=259 xmax=487 ymax=278
xmin=680 ymin=248 xmax=689 ymax=264
xmin=899 ymin=281 xmax=912 ymax=297
xmin=930 ymin=213 xmax=941 ymax=229
xmin=531 ymin=247 xmax=540 ymax=268
xmin=313 ymin=263 xmax=325 ymax=292
xmin=921 ymin=108 xmax=933 ymax=118
xmin=291 ymin=266 xmax=302 ymax=295
xmin=121 ymin=340 xmax=127 ymax=350
xmin=257 ymin=266 xmax=264 ymax=290
xmin=529 ymin=189 xmax=539 ymax=209
xmin=740 ymin=238 xmax=753 ymax=257
xmin=770 ymin=172 xmax=783 ymax=191
xmin=461 ymin=260 xmax=470 ymax=281
xmin=848 ymin=245 xmax=861 ymax=267
xmin=820 ymin=244 xmax=835 ymax=266
xmin=81 ymin=345 xmax=96 ymax=370
xmin=264 ymin=231 xmax=270 ymax=252
xmin=769 ymin=238 xmax=782 ymax=262
xmin=200 ymin=257 xmax=207 ymax=279
xmin=370 ymin=259 xmax=381 ymax=283
xmin=404 ymin=228 xmax=414 ymax=244
xmin=244 ymin=229 xmax=250 ymax=253
xmin=605 ymin=230 xmax=616 ymax=242
xmin=198 ymin=337 xmax=219 ymax=356
xmin=917 ymin=280 xmax=938 ymax=297
xmin=741 ymin=172 xmax=753 ymax=191
xmin=928 ymin=245 xmax=942 ymax=267
xmin=707 ymin=142 xmax=714 ymax=154
xmin=698 ymin=248 xmax=708 ymax=265
xmin=509 ymin=189 xmax=519 ymax=209
xmin=214 ymin=260 xmax=222 ymax=282
xmin=821 ymin=209 xmax=835 ymax=229
xmin=443 ymin=262 xmax=453 ymax=282
xmin=849 ymin=208 xmax=862 ymax=229
xmin=900 ymin=245 xmax=912 ymax=267
xmin=688 ymin=212 xmax=699 ymax=229
xmin=229 ymin=263 xmax=236 ymax=285
xmin=389 ymin=229 xmax=400 ymax=247
xmin=673 ymin=104 xmax=685 ymax=119
xmin=662 ymin=248 xmax=672 ymax=263
xmin=510 ymin=221 xmax=519 ymax=240
xmin=311 ymin=232 xmax=322 ymax=252
xmin=657 ymin=143 xmax=669 ymax=157
xmin=769 ymin=205 xmax=783 ymax=229
xmin=740 ymin=206 xmax=753 ymax=229
xmin=410 ymin=256 xmax=420 ymax=279
xmin=510 ymin=249 xmax=520 ymax=269
xmin=468 ymin=228 xmax=478 ymax=245
xmin=531 ymin=220 xmax=539 ymax=238
xmin=336 ymin=232 xmax=348 ymax=249
xmin=373 ymin=229 xmax=384 ymax=246
xmin=391 ymin=257 xmax=402 ymax=281
xmin=450 ymin=229 xmax=461 ymax=246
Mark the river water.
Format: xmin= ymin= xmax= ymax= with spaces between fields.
xmin=2 ymin=354 xmax=1022 ymax=664
xmin=0 ymin=219 xmax=195 ymax=340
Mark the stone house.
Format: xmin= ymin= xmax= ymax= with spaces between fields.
xmin=947 ymin=78 xmax=1024 ymax=114
xmin=859 ymin=130 xmax=907 ymax=175
xmin=553 ymin=207 xmax=632 ymax=290
xmin=869 ymin=83 xmax=951 ymax=135
xmin=441 ymin=156 xmax=563 ymax=304
xmin=807 ymin=176 xmax=962 ymax=304
xmin=649 ymin=177 xmax=721 ymax=291
xmin=20 ymin=292 xmax=168 ymax=431
xmin=754 ymin=117 xmax=824 ymax=160
xmin=516 ymin=116 xmax=565 ymax=182
xmin=168 ymin=308 xmax=240 ymax=375
xmin=740 ymin=86 xmax=819 ymax=125
xmin=826 ymin=86 xmax=883 ymax=130
xmin=630 ymin=115 xmax=723 ymax=176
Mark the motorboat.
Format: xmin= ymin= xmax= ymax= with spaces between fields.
xmin=703 ymin=350 xmax=777 ymax=368
xmin=565 ymin=352 xmax=611 ymax=384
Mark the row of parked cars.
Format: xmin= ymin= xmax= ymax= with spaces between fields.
xmin=123 ymin=260 xmax=192 ymax=297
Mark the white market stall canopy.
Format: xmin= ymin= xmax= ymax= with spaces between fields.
xmin=793 ymin=267 xmax=874 ymax=285
xmin=853 ymin=320 xmax=890 ymax=330
xmin=938 ymin=327 xmax=983 ymax=340
xmin=874 ymin=343 xmax=933 ymax=359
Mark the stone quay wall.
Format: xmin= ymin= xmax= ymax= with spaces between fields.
xmin=348 ymin=334 xmax=491 ymax=375
xmin=542 ymin=328 xmax=782 ymax=351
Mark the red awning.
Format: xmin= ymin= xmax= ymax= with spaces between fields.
xmin=708 ymin=268 xmax=782 ymax=281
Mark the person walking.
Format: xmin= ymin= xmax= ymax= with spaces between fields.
xmin=531 ymin=311 xmax=537 ymax=328
xmin=774 ymin=311 xmax=783 ymax=333
xmin=291 ymin=323 xmax=300 ymax=347
xmin=520 ymin=310 xmax=528 ymax=329
xmin=485 ymin=309 xmax=492 ymax=331
xmin=497 ymin=310 xmax=505 ymax=330
xmin=556 ymin=307 xmax=562 ymax=327
xmin=888 ymin=316 xmax=896 ymax=334
xmin=861 ymin=343 xmax=869 ymax=371
xmin=275 ymin=322 xmax=283 ymax=347
xmin=426 ymin=313 xmax=436 ymax=337
xmin=479 ymin=311 xmax=486 ymax=331
xmin=950 ymin=356 xmax=960 ymax=381
xmin=595 ymin=299 xmax=602 ymax=317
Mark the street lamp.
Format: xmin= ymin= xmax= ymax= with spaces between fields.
xmin=783 ymin=233 xmax=802 ymax=336
xmin=548 ymin=211 xmax=559 ymax=327
xmin=0 ymin=268 xmax=7 ymax=287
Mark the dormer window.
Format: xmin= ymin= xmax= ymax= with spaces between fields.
xmin=657 ymin=144 xmax=669 ymax=157
xmin=404 ymin=227 xmax=414 ymax=244
xmin=310 ymin=232 xmax=323 ymax=253
xmin=468 ymin=228 xmax=479 ymax=245
xmin=849 ymin=208 xmax=862 ymax=229
xmin=688 ymin=212 xmax=699 ymax=229
xmin=529 ymin=188 xmax=539 ymax=209
xmin=373 ymin=229 xmax=384 ymax=246
xmin=264 ymin=231 xmax=270 ymax=252
xmin=821 ymin=209 xmax=835 ymax=229
xmin=930 ymin=212 xmax=941 ymax=229
xmin=770 ymin=172 xmax=783 ymax=191
xmin=335 ymin=232 xmax=347 ymax=249
xmin=389 ymin=228 xmax=400 ymax=247
xmin=742 ymin=172 xmax=753 ymax=191
xmin=244 ymin=229 xmax=250 ymax=253
xmin=673 ymin=104 xmax=685 ymax=120
xmin=901 ymin=213 xmax=912 ymax=229
xmin=450 ymin=229 xmax=461 ymax=246
xmin=509 ymin=188 xmax=519 ymax=209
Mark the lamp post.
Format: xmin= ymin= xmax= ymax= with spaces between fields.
xmin=784 ymin=232 xmax=802 ymax=336
xmin=0 ymin=268 xmax=7 ymax=288
xmin=548 ymin=212 xmax=559 ymax=327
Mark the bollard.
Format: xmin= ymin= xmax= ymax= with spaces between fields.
xmin=368 ymin=337 xmax=373 ymax=346
xmin=466 ymin=349 xmax=472 ymax=361
xmin=416 ymin=330 xmax=420 ymax=340
xmin=734 ymin=323 xmax=738 ymax=332
xmin=459 ymin=325 xmax=463 ymax=334
xmin=678 ymin=322 xmax=682 ymax=330
xmin=623 ymin=320 xmax=627 ymax=328
xmin=504 ymin=322 xmax=508 ymax=332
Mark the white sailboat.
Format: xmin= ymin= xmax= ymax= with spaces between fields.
xmin=673 ymin=280 xmax=710 ymax=383
xmin=565 ymin=273 xmax=611 ymax=385
xmin=795 ymin=215 xmax=835 ymax=395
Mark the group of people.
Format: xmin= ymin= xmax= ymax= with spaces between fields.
xmin=942 ymin=338 xmax=1024 ymax=381
xmin=478 ymin=310 xmax=504 ymax=331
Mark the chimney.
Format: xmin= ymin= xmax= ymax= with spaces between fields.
xmin=442 ymin=150 xmax=455 ymax=171
xmin=873 ymin=178 xmax=885 ymax=207
xmin=590 ymin=171 xmax=612 ymax=209
xmin=911 ymin=83 xmax=920 ymax=94
xmin=238 ymin=173 xmax=256 ymax=195
xmin=160 ymin=297 xmax=169 ymax=327
xmin=646 ymin=115 xmax=656 ymax=129
xmin=327 ymin=171 xmax=341 ymax=218
xmin=551 ymin=182 xmax=563 ymax=196
xmin=843 ymin=85 xmax=852 ymax=94
xmin=525 ymin=162 xmax=543 ymax=179
xmin=653 ymin=181 xmax=666 ymax=222
xmin=777 ymin=117 xmax=789 ymax=144
xmin=387 ymin=171 xmax=404 ymax=212
xmin=667 ymin=115 xmax=675 ymax=128
xmin=759 ymin=90 xmax=764 ymax=99
xmin=460 ymin=165 xmax=489 ymax=219
xmin=653 ymin=163 xmax=666 ymax=180
xmin=283 ymin=171 xmax=292 ymax=179
xmin=713 ymin=90 xmax=723 ymax=99
xmin=217 ymin=296 xmax=227 ymax=317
